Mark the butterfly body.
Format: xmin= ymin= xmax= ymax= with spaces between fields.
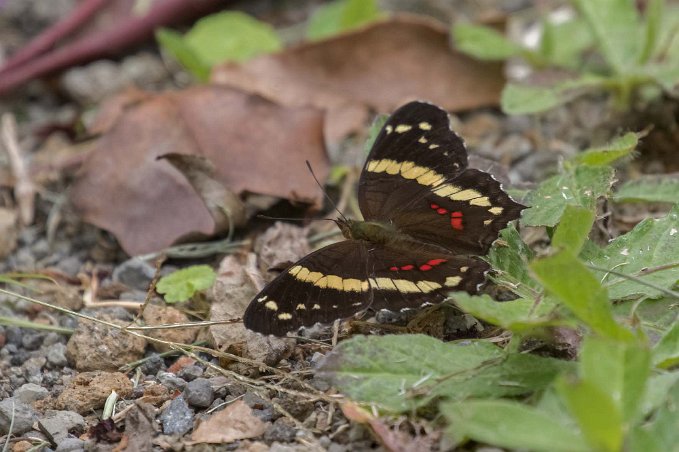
xmin=244 ymin=101 xmax=525 ymax=336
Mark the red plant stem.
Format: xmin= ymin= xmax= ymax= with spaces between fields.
xmin=0 ymin=0 xmax=224 ymax=95
xmin=0 ymin=0 xmax=108 ymax=74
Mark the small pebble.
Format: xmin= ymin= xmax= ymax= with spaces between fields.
xmin=55 ymin=437 xmax=86 ymax=452
xmin=139 ymin=354 xmax=165 ymax=376
xmin=38 ymin=410 xmax=86 ymax=444
xmin=14 ymin=383 xmax=49 ymax=403
xmin=0 ymin=398 xmax=37 ymax=435
xmin=112 ymin=257 xmax=156 ymax=291
xmin=157 ymin=371 xmax=187 ymax=391
xmin=177 ymin=364 xmax=204 ymax=381
xmin=184 ymin=378 xmax=214 ymax=408
xmin=160 ymin=396 xmax=194 ymax=436
xmin=47 ymin=343 xmax=68 ymax=368
xmin=264 ymin=418 xmax=297 ymax=443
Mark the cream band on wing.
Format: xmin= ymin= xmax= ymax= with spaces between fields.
xmin=286 ymin=265 xmax=464 ymax=294
xmin=365 ymin=158 xmax=504 ymax=216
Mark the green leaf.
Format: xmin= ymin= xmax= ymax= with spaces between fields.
xmin=453 ymin=23 xmax=523 ymax=60
xmin=573 ymin=0 xmax=642 ymax=74
xmin=613 ymin=175 xmax=679 ymax=204
xmin=556 ymin=377 xmax=624 ymax=452
xmin=363 ymin=113 xmax=388 ymax=155
xmin=156 ymin=265 xmax=216 ymax=303
xmin=155 ymin=28 xmax=210 ymax=81
xmin=531 ymin=250 xmax=633 ymax=340
xmin=653 ymin=322 xmax=679 ymax=369
xmin=580 ymin=337 xmax=651 ymax=423
xmin=552 ymin=205 xmax=595 ymax=255
xmin=585 ymin=205 xmax=679 ymax=299
xmin=486 ymin=224 xmax=541 ymax=298
xmin=443 ymin=399 xmax=589 ymax=452
xmin=307 ymin=0 xmax=382 ymax=41
xmin=570 ymin=132 xmax=639 ymax=166
xmin=318 ymin=334 xmax=569 ymax=412
xmin=613 ymin=296 xmax=677 ymax=334
xmin=184 ymin=11 xmax=281 ymax=66
xmin=638 ymin=379 xmax=679 ymax=450
xmin=641 ymin=372 xmax=679 ymax=416
xmin=521 ymin=165 xmax=615 ymax=227
xmin=452 ymin=293 xmax=558 ymax=331
xmin=539 ymin=17 xmax=593 ymax=69
xmin=501 ymin=84 xmax=565 ymax=115
xmin=639 ymin=0 xmax=663 ymax=64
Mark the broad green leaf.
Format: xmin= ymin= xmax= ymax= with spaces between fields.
xmin=552 ymin=205 xmax=595 ymax=255
xmin=318 ymin=335 xmax=569 ymax=412
xmin=452 ymin=293 xmax=558 ymax=331
xmin=156 ymin=265 xmax=216 ymax=303
xmin=184 ymin=12 xmax=281 ymax=66
xmin=443 ymin=399 xmax=589 ymax=452
xmin=632 ymin=379 xmax=679 ymax=451
xmin=557 ymin=377 xmax=624 ymax=452
xmin=453 ymin=23 xmax=523 ymax=60
xmin=501 ymin=84 xmax=564 ymax=115
xmin=539 ymin=17 xmax=593 ymax=69
xmin=307 ymin=0 xmax=382 ymax=41
xmin=613 ymin=175 xmax=679 ymax=204
xmin=570 ymin=132 xmax=639 ymax=166
xmin=613 ymin=297 xmax=677 ymax=334
xmin=580 ymin=337 xmax=651 ymax=423
xmin=641 ymin=372 xmax=679 ymax=416
xmin=363 ymin=113 xmax=388 ymax=155
xmin=486 ymin=224 xmax=540 ymax=298
xmin=531 ymin=251 xmax=633 ymax=340
xmin=521 ymin=165 xmax=615 ymax=227
xmin=653 ymin=322 xmax=679 ymax=369
xmin=318 ymin=334 xmax=503 ymax=411
xmin=573 ymin=0 xmax=642 ymax=74
xmin=155 ymin=28 xmax=210 ymax=81
xmin=585 ymin=205 xmax=679 ymax=299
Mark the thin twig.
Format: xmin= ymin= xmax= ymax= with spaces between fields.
xmin=587 ymin=264 xmax=679 ymax=299
xmin=0 ymin=114 xmax=35 ymax=225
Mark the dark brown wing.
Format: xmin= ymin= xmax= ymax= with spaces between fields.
xmin=358 ymin=101 xmax=525 ymax=254
xmin=243 ymin=239 xmax=488 ymax=336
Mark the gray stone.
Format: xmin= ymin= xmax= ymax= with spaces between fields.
xmin=5 ymin=326 xmax=22 ymax=345
xmin=184 ymin=378 xmax=214 ymax=408
xmin=264 ymin=418 xmax=297 ymax=443
xmin=55 ymin=437 xmax=85 ymax=451
xmin=157 ymin=371 xmax=187 ymax=391
xmin=139 ymin=354 xmax=164 ymax=375
xmin=0 ymin=398 xmax=37 ymax=435
xmin=112 ymin=257 xmax=156 ymax=291
xmin=22 ymin=356 xmax=47 ymax=384
xmin=177 ymin=364 xmax=203 ymax=381
xmin=47 ymin=342 xmax=68 ymax=368
xmin=38 ymin=410 xmax=85 ymax=444
xmin=14 ymin=383 xmax=49 ymax=403
xmin=56 ymin=256 xmax=82 ymax=277
xmin=160 ymin=396 xmax=194 ymax=435
xmin=43 ymin=332 xmax=65 ymax=347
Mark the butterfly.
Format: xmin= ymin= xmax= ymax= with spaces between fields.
xmin=244 ymin=101 xmax=525 ymax=336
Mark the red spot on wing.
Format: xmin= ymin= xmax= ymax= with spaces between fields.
xmin=419 ymin=264 xmax=432 ymax=271
xmin=451 ymin=211 xmax=464 ymax=230
xmin=427 ymin=258 xmax=447 ymax=266
xmin=436 ymin=208 xmax=448 ymax=215
xmin=390 ymin=266 xmax=399 ymax=271
xmin=401 ymin=264 xmax=414 ymax=271
xmin=430 ymin=203 xmax=439 ymax=209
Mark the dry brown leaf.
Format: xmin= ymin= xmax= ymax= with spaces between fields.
xmin=70 ymin=85 xmax=328 ymax=255
xmin=189 ymin=400 xmax=266 ymax=444
xmin=341 ymin=402 xmax=408 ymax=452
xmin=212 ymin=15 xmax=504 ymax=142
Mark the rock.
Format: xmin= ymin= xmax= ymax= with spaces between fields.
xmin=157 ymin=371 xmax=187 ymax=391
xmin=55 ymin=437 xmax=86 ymax=451
xmin=21 ymin=331 xmax=45 ymax=350
xmin=264 ymin=418 xmax=297 ymax=443
xmin=5 ymin=326 xmax=22 ymax=345
xmin=142 ymin=303 xmax=197 ymax=353
xmin=65 ymin=314 xmax=146 ymax=371
xmin=14 ymin=383 xmax=49 ymax=404
xmin=271 ymin=397 xmax=313 ymax=421
xmin=22 ymin=356 xmax=47 ymax=384
xmin=177 ymin=364 xmax=203 ymax=381
xmin=0 ymin=207 xmax=18 ymax=258
xmin=139 ymin=354 xmax=165 ymax=376
xmin=0 ymin=398 xmax=37 ymax=435
xmin=112 ymin=257 xmax=156 ymax=290
xmin=160 ymin=396 xmax=194 ymax=436
xmin=37 ymin=410 xmax=85 ymax=444
xmin=46 ymin=342 xmax=68 ymax=368
xmin=183 ymin=378 xmax=214 ymax=408
xmin=45 ymin=371 xmax=132 ymax=414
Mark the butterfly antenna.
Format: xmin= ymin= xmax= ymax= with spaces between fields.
xmin=306 ymin=160 xmax=348 ymax=222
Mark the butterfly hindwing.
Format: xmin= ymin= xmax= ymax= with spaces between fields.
xmin=243 ymin=241 xmax=370 ymax=336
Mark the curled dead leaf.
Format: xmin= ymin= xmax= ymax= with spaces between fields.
xmin=70 ymin=85 xmax=328 ymax=255
xmin=189 ymin=400 xmax=266 ymax=444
